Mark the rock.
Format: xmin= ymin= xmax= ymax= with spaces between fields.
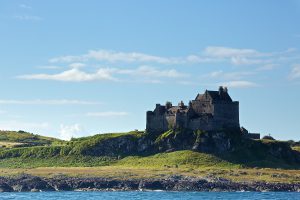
xmin=0 ymin=175 xmax=299 ymax=192
xmin=0 ymin=182 xmax=13 ymax=192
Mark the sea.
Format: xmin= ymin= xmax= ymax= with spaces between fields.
xmin=0 ymin=192 xmax=299 ymax=200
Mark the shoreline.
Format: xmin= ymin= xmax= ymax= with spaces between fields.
xmin=0 ymin=175 xmax=299 ymax=192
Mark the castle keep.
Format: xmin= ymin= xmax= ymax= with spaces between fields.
xmin=146 ymin=87 xmax=239 ymax=134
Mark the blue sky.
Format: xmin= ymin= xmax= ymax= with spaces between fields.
xmin=0 ymin=0 xmax=300 ymax=140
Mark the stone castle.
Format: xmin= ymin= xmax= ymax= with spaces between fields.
xmin=146 ymin=86 xmax=240 ymax=134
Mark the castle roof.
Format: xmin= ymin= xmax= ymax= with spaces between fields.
xmin=195 ymin=89 xmax=232 ymax=102
xmin=206 ymin=90 xmax=232 ymax=101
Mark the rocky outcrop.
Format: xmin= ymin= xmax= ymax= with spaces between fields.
xmin=73 ymin=129 xmax=300 ymax=168
xmin=0 ymin=175 xmax=299 ymax=192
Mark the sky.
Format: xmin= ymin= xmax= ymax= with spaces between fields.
xmin=0 ymin=0 xmax=300 ymax=140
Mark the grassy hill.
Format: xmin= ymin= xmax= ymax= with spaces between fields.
xmin=0 ymin=130 xmax=62 ymax=148
xmin=0 ymin=130 xmax=298 ymax=184
xmin=0 ymin=129 xmax=298 ymax=170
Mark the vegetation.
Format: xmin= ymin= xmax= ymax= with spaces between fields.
xmin=0 ymin=151 xmax=299 ymax=184
xmin=0 ymin=129 xmax=298 ymax=185
xmin=262 ymin=135 xmax=275 ymax=140
xmin=116 ymin=150 xmax=239 ymax=169
xmin=0 ymin=130 xmax=61 ymax=147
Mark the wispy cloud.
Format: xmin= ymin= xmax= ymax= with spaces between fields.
xmin=289 ymin=64 xmax=300 ymax=80
xmin=69 ymin=63 xmax=86 ymax=68
xmin=18 ymin=47 xmax=300 ymax=88
xmin=220 ymin=81 xmax=258 ymax=88
xmin=49 ymin=50 xmax=179 ymax=64
xmin=203 ymin=46 xmax=297 ymax=66
xmin=19 ymin=4 xmax=32 ymax=9
xmin=86 ymin=111 xmax=129 ymax=117
xmin=257 ymin=64 xmax=279 ymax=71
xmin=14 ymin=15 xmax=42 ymax=21
xmin=47 ymin=47 xmax=297 ymax=68
xmin=48 ymin=49 xmax=218 ymax=65
xmin=18 ymin=68 xmax=117 ymax=82
xmin=204 ymin=70 xmax=254 ymax=80
xmin=37 ymin=65 xmax=62 ymax=70
xmin=203 ymin=46 xmax=260 ymax=58
xmin=18 ymin=66 xmax=187 ymax=82
xmin=118 ymin=66 xmax=189 ymax=78
xmin=0 ymin=99 xmax=102 ymax=105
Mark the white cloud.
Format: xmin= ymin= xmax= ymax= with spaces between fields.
xmin=18 ymin=66 xmax=187 ymax=82
xmin=202 ymin=46 xmax=296 ymax=66
xmin=18 ymin=68 xmax=117 ymax=82
xmin=0 ymin=99 xmax=101 ymax=105
xmin=50 ymin=50 xmax=178 ymax=64
xmin=69 ymin=63 xmax=86 ymax=68
xmin=49 ymin=50 xmax=219 ymax=65
xmin=204 ymin=46 xmax=260 ymax=58
xmin=118 ymin=66 xmax=188 ymax=78
xmin=205 ymin=70 xmax=254 ymax=80
xmin=37 ymin=65 xmax=61 ymax=70
xmin=230 ymin=57 xmax=269 ymax=65
xmin=220 ymin=81 xmax=258 ymax=88
xmin=59 ymin=124 xmax=82 ymax=141
xmin=86 ymin=111 xmax=128 ymax=117
xmin=14 ymin=15 xmax=42 ymax=21
xmin=289 ymin=64 xmax=300 ymax=80
xmin=47 ymin=47 xmax=298 ymax=69
xmin=257 ymin=64 xmax=279 ymax=71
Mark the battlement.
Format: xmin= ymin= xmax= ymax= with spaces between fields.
xmin=146 ymin=87 xmax=240 ymax=134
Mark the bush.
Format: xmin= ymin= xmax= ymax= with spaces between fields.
xmin=262 ymin=135 xmax=275 ymax=140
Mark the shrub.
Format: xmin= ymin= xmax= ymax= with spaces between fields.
xmin=262 ymin=135 xmax=275 ymax=140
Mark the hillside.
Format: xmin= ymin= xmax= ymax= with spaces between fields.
xmin=0 ymin=130 xmax=62 ymax=148
xmin=0 ymin=129 xmax=299 ymax=170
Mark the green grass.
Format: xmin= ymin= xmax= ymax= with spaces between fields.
xmin=0 ymin=130 xmax=298 ymax=170
xmin=0 ymin=150 xmax=299 ymax=184
xmin=0 ymin=150 xmax=240 ymax=169
xmin=0 ymin=130 xmax=61 ymax=146
xmin=116 ymin=150 xmax=240 ymax=169
xmin=0 ymin=156 xmax=116 ymax=168
xmin=154 ymin=129 xmax=173 ymax=143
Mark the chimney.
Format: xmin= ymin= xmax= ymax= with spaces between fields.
xmin=224 ymin=86 xmax=228 ymax=93
xmin=219 ymin=86 xmax=224 ymax=95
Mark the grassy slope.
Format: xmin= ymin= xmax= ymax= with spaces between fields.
xmin=0 ymin=131 xmax=299 ymax=183
xmin=0 ymin=130 xmax=62 ymax=147
xmin=0 ymin=151 xmax=299 ymax=183
xmin=0 ymin=130 xmax=298 ymax=169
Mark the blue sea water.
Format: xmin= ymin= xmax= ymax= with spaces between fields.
xmin=0 ymin=192 xmax=299 ymax=200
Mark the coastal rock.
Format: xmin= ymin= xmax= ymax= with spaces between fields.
xmin=0 ymin=175 xmax=300 ymax=192
xmin=0 ymin=181 xmax=13 ymax=192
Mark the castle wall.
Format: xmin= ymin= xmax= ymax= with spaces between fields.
xmin=191 ymin=100 xmax=213 ymax=114
xmin=212 ymin=101 xmax=239 ymax=128
xmin=175 ymin=113 xmax=188 ymax=128
xmin=146 ymin=111 xmax=175 ymax=134
xmin=188 ymin=117 xmax=215 ymax=131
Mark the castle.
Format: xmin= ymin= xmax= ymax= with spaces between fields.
xmin=146 ymin=86 xmax=240 ymax=134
